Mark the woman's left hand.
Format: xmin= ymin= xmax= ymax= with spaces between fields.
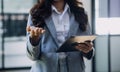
xmin=75 ymin=41 xmax=93 ymax=53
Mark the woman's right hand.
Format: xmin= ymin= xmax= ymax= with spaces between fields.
xmin=26 ymin=26 xmax=45 ymax=45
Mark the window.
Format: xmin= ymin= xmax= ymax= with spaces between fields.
xmin=95 ymin=0 xmax=120 ymax=72
xmin=95 ymin=0 xmax=120 ymax=35
xmin=0 ymin=0 xmax=37 ymax=69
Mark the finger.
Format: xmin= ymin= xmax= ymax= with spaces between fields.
xmin=30 ymin=29 xmax=35 ymax=38
xmin=80 ymin=46 xmax=88 ymax=51
xmin=79 ymin=44 xmax=93 ymax=52
xmin=75 ymin=46 xmax=80 ymax=49
xmin=26 ymin=26 xmax=31 ymax=32
xmin=83 ymin=50 xmax=90 ymax=53
xmin=76 ymin=46 xmax=89 ymax=53
xmin=84 ymin=42 xmax=93 ymax=48
xmin=76 ymin=45 xmax=87 ymax=51
xmin=77 ymin=44 xmax=92 ymax=53
xmin=41 ymin=29 xmax=45 ymax=33
xmin=77 ymin=44 xmax=89 ymax=51
xmin=79 ymin=47 xmax=89 ymax=53
xmin=34 ymin=27 xmax=39 ymax=36
xmin=78 ymin=43 xmax=88 ymax=48
xmin=38 ymin=28 xmax=45 ymax=34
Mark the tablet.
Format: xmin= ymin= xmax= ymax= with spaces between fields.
xmin=56 ymin=35 xmax=97 ymax=52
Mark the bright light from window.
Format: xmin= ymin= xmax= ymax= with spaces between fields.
xmin=95 ymin=18 xmax=120 ymax=35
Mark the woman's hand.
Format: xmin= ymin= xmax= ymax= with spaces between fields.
xmin=26 ymin=26 xmax=45 ymax=38
xmin=26 ymin=26 xmax=45 ymax=45
xmin=75 ymin=41 xmax=93 ymax=53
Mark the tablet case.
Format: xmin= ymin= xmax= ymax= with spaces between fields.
xmin=56 ymin=35 xmax=97 ymax=52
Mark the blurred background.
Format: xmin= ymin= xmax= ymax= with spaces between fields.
xmin=0 ymin=0 xmax=120 ymax=72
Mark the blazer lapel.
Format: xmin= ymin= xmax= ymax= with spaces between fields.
xmin=67 ymin=15 xmax=79 ymax=38
xmin=44 ymin=15 xmax=79 ymax=48
xmin=45 ymin=17 xmax=59 ymax=48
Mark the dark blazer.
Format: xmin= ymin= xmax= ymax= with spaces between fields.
xmin=26 ymin=13 xmax=95 ymax=72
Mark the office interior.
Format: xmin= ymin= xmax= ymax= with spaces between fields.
xmin=0 ymin=0 xmax=120 ymax=72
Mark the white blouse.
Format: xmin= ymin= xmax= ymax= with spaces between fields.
xmin=52 ymin=4 xmax=70 ymax=46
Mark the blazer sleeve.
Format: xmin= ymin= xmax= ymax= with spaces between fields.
xmin=26 ymin=14 xmax=41 ymax=61
xmin=82 ymin=48 xmax=95 ymax=60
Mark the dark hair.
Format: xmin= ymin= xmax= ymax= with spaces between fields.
xmin=30 ymin=0 xmax=88 ymax=31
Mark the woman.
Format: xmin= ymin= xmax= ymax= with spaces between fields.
xmin=26 ymin=0 xmax=94 ymax=72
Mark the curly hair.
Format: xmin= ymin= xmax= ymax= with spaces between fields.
xmin=30 ymin=0 xmax=88 ymax=31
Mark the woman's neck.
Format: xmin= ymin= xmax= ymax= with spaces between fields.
xmin=53 ymin=0 xmax=65 ymax=12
